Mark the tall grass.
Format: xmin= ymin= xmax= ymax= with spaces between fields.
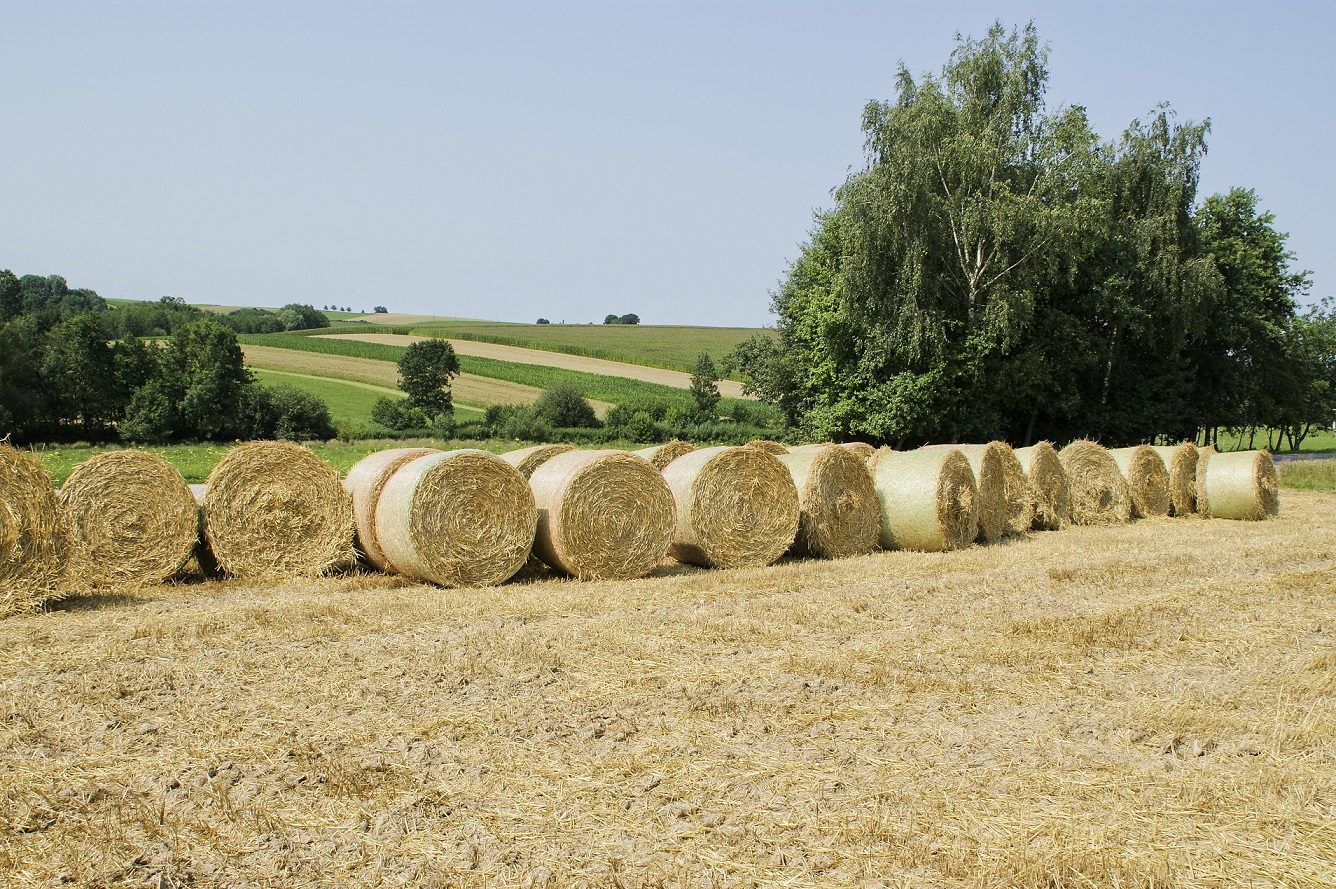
xmin=1277 ymin=458 xmax=1336 ymax=490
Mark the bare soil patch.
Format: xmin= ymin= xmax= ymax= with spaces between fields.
xmin=317 ymin=334 xmax=749 ymax=399
xmin=3 ymin=493 xmax=1334 ymax=887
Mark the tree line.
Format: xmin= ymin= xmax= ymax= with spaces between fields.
xmin=0 ymin=272 xmax=334 ymax=443
xmin=728 ymin=23 xmax=1336 ymax=451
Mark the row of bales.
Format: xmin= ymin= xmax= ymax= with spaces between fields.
xmin=1 ymin=436 xmax=1279 ymax=617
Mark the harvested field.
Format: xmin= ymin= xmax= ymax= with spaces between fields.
xmin=316 ymin=333 xmax=749 ymax=398
xmin=2 ymin=492 xmax=1334 ymax=887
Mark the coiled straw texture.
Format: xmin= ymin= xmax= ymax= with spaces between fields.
xmin=633 ymin=441 xmax=696 ymax=471
xmin=500 ymin=444 xmax=576 ymax=480
xmin=1013 ymin=442 xmax=1071 ymax=531
xmin=746 ymin=440 xmax=789 ymax=455
xmin=1195 ymin=449 xmax=1278 ymax=520
xmin=375 ymin=449 xmax=537 ymax=586
xmin=952 ymin=443 xmax=1032 ymax=542
xmin=202 ymin=441 xmax=356 ymax=579
xmin=1058 ymin=440 xmax=1132 ymax=526
xmin=662 ymin=445 xmax=799 ymax=568
xmin=1109 ymin=446 xmax=1171 ymax=518
xmin=59 ymin=450 xmax=198 ymax=587
xmin=777 ymin=446 xmax=880 ymax=559
xmin=872 ymin=448 xmax=977 ymax=552
xmin=343 ymin=447 xmax=441 ymax=572
xmin=1152 ymin=443 xmax=1199 ymax=516
xmin=1 ymin=443 xmax=65 ymax=616
xmin=527 ymin=450 xmax=676 ymax=580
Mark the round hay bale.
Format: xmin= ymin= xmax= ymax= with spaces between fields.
xmin=921 ymin=443 xmax=1031 ymax=542
xmin=746 ymin=439 xmax=789 ymax=455
xmin=840 ymin=441 xmax=877 ymax=461
xmin=1152 ymin=443 xmax=1199 ymax=517
xmin=527 ymin=450 xmax=676 ymax=580
xmin=634 ymin=440 xmax=696 ymax=471
xmin=866 ymin=445 xmax=895 ymax=475
xmin=872 ymin=448 xmax=977 ymax=552
xmin=1013 ymin=442 xmax=1071 ymax=531
xmin=375 ymin=449 xmax=537 ymax=586
xmin=1109 ymin=446 xmax=1171 ymax=518
xmin=776 ymin=445 xmax=880 ymax=559
xmin=661 ymin=445 xmax=799 ymax=568
xmin=500 ymin=444 xmax=576 ymax=480
xmin=202 ymin=441 xmax=356 ymax=579
xmin=343 ymin=447 xmax=441 ymax=572
xmin=1 ymin=443 xmax=65 ymax=616
xmin=1058 ymin=440 xmax=1132 ymax=526
xmin=1196 ymin=449 xmax=1278 ymax=520
xmin=58 ymin=450 xmax=198 ymax=586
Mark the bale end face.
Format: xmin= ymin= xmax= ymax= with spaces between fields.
xmin=1 ymin=444 xmax=66 ymax=617
xmin=778 ymin=446 xmax=880 ymax=559
xmin=1110 ymin=445 xmax=1172 ymax=519
xmin=1058 ymin=440 xmax=1132 ymax=526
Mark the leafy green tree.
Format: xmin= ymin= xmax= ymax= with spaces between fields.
xmin=1273 ymin=303 xmax=1336 ymax=450
xmin=0 ymin=317 xmax=46 ymax=438
xmin=371 ymin=397 xmax=429 ymax=431
xmin=122 ymin=320 xmax=251 ymax=442
xmin=690 ymin=353 xmax=721 ymax=416
xmin=534 ymin=382 xmax=599 ymax=428
xmin=397 ymin=339 xmax=459 ymax=424
xmin=278 ymin=303 xmax=330 ymax=331
xmin=618 ymin=313 xmax=640 ymax=325
xmin=0 ymin=270 xmax=21 ymax=322
xmin=604 ymin=314 xmax=619 ymax=325
xmin=242 ymin=384 xmax=336 ymax=440
xmin=42 ymin=312 xmax=122 ymax=431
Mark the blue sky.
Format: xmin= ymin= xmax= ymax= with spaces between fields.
xmin=2 ymin=2 xmax=1331 ymax=327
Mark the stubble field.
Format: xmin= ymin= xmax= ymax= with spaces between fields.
xmin=2 ymin=493 xmax=1333 ymax=888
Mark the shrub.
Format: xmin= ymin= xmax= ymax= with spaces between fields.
xmin=534 ymin=382 xmax=599 ymax=428
xmin=371 ymin=397 xmax=429 ymax=431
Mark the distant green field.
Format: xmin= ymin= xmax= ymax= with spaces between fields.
xmin=1277 ymin=458 xmax=1336 ymax=490
xmin=238 ymin=333 xmax=704 ymax=408
xmin=250 ymin=368 xmax=485 ymax=429
xmin=1213 ymin=427 xmax=1336 ymax=454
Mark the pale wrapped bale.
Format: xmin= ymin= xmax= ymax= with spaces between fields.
xmin=375 ymin=449 xmax=537 ymax=586
xmin=1013 ymin=442 xmax=1070 ymax=531
xmin=746 ymin=439 xmax=788 ymax=455
xmin=343 ymin=447 xmax=441 ymax=572
xmin=59 ymin=450 xmax=198 ymax=586
xmin=1109 ymin=446 xmax=1171 ymax=518
xmin=1 ymin=443 xmax=65 ymax=616
xmin=1196 ymin=449 xmax=1278 ymax=520
xmin=527 ymin=450 xmax=675 ymax=580
xmin=872 ymin=448 xmax=977 ymax=552
xmin=662 ymin=445 xmax=799 ymax=568
xmin=500 ymin=444 xmax=575 ymax=480
xmin=1058 ymin=440 xmax=1132 ymax=525
xmin=202 ymin=441 xmax=356 ymax=579
xmin=634 ymin=440 xmax=695 ymax=471
xmin=777 ymin=445 xmax=880 ymax=558
xmin=1152 ymin=443 xmax=1199 ymax=517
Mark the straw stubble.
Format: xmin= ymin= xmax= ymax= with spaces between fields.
xmin=661 ymin=445 xmax=799 ymax=569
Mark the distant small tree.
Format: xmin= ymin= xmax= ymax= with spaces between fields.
xmin=536 ymin=318 xmax=550 ymax=324
xmin=690 ymin=352 xmax=721 ymax=416
xmin=373 ymin=306 xmax=388 ymax=313
xmin=278 ymin=303 xmax=330 ymax=331
xmin=534 ymin=382 xmax=599 ymax=428
xmin=397 ymin=339 xmax=459 ymax=424
xmin=604 ymin=314 xmax=619 ymax=325
xmin=618 ymin=313 xmax=640 ymax=325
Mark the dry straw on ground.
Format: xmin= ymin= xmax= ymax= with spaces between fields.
xmin=201 ymin=441 xmax=356 ymax=579
xmin=527 ymin=450 xmax=676 ymax=580
xmin=0 ymin=443 xmax=64 ymax=617
xmin=872 ymin=447 xmax=978 ymax=551
xmin=1153 ymin=442 xmax=1199 ymax=516
xmin=500 ymin=443 xmax=575 ymax=479
xmin=632 ymin=440 xmax=695 ymax=471
xmin=342 ymin=447 xmax=441 ymax=572
xmin=1058 ymin=440 xmax=1132 ymax=525
xmin=1013 ymin=441 xmax=1071 ymax=531
xmin=661 ymin=445 xmax=799 ymax=568
xmin=58 ymin=450 xmax=198 ymax=587
xmin=746 ymin=439 xmax=789 ymax=455
xmin=374 ymin=449 xmax=537 ymax=586
xmin=1196 ymin=449 xmax=1279 ymax=520
xmin=777 ymin=446 xmax=880 ymax=559
xmin=1109 ymin=446 xmax=1172 ymax=519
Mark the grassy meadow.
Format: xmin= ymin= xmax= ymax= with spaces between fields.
xmin=2 ymin=492 xmax=1333 ymax=887
xmin=249 ymin=368 xmax=486 ymax=428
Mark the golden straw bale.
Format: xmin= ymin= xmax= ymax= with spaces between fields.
xmin=1195 ymin=445 xmax=1218 ymax=517
xmin=1109 ymin=446 xmax=1171 ymax=518
xmin=1 ymin=443 xmax=65 ymax=616
xmin=871 ymin=448 xmax=977 ymax=552
xmin=633 ymin=440 xmax=696 ymax=471
xmin=527 ymin=450 xmax=676 ymax=580
xmin=661 ymin=446 xmax=799 ymax=568
xmin=839 ymin=442 xmax=877 ymax=461
xmin=866 ymin=445 xmax=895 ymax=475
xmin=1058 ymin=440 xmax=1132 ymax=525
xmin=500 ymin=444 xmax=576 ymax=480
xmin=921 ymin=443 xmax=1031 ymax=542
xmin=1152 ymin=443 xmax=1199 ymax=517
xmin=776 ymin=445 xmax=880 ymax=558
xmin=746 ymin=439 xmax=789 ymax=455
xmin=1013 ymin=442 xmax=1071 ymax=531
xmin=375 ymin=449 xmax=537 ymax=586
xmin=202 ymin=441 xmax=356 ymax=579
xmin=343 ymin=447 xmax=441 ymax=572
xmin=1195 ymin=449 xmax=1278 ymax=520
xmin=58 ymin=450 xmax=198 ymax=586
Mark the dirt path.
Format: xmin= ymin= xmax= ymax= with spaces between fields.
xmin=241 ymin=344 xmax=613 ymax=412
xmin=316 ymin=333 xmax=749 ymax=398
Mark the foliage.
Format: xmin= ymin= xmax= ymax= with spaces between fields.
xmin=536 ymin=318 xmax=550 ymax=324
xmin=223 ymin=307 xmax=286 ymax=334
xmin=397 ymin=338 xmax=459 ymax=424
xmin=373 ymin=306 xmax=388 ymax=314
xmin=603 ymin=313 xmax=641 ymax=325
xmin=278 ymin=303 xmax=330 ymax=331
xmin=533 ymin=382 xmax=600 ymax=428
xmin=690 ymin=353 xmax=721 ymax=416
xmin=370 ymin=397 xmax=430 ymax=431
xmin=121 ymin=320 xmax=254 ymax=442
xmin=241 ymin=384 xmax=337 ymax=441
